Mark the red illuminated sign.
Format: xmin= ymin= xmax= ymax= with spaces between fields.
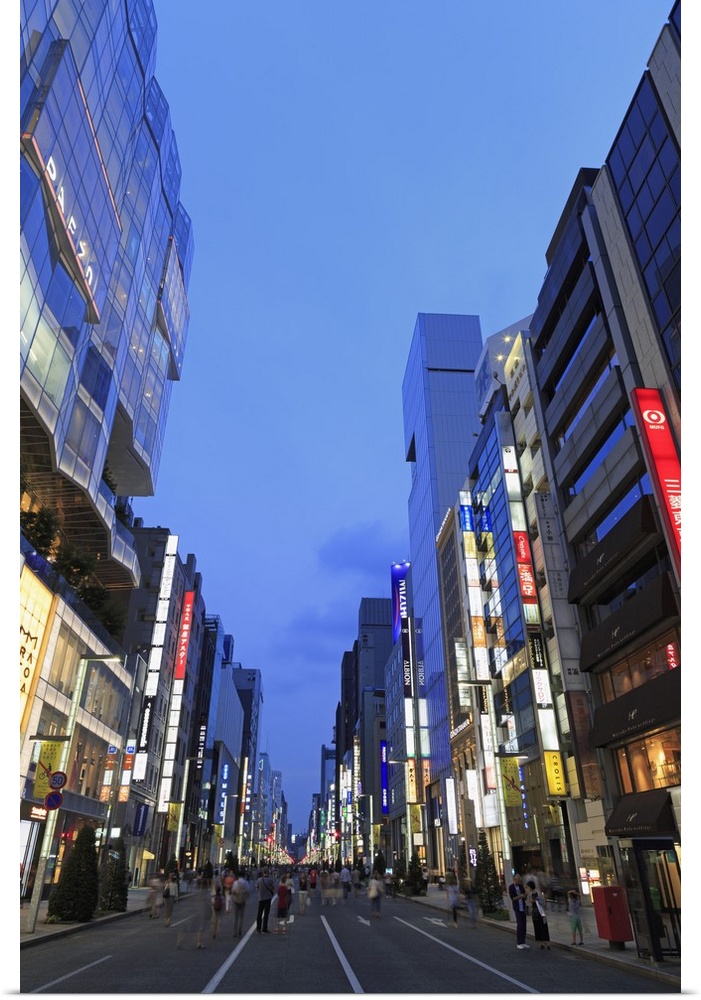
xmin=175 ymin=591 xmax=195 ymax=680
xmin=630 ymin=389 xmax=681 ymax=576
xmin=513 ymin=531 xmax=538 ymax=603
xmin=513 ymin=531 xmax=531 ymax=563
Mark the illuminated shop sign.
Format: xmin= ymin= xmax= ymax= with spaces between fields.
xmin=544 ymin=751 xmax=567 ymax=796
xmin=20 ymin=568 xmax=53 ymax=730
xmin=391 ymin=562 xmax=411 ymax=644
xmin=501 ymin=758 xmax=522 ymax=807
xmin=445 ymin=777 xmax=459 ymax=835
xmin=175 ymin=591 xmax=195 ymax=680
xmin=630 ymin=388 xmax=681 ymax=576
xmin=119 ymin=743 xmax=136 ymax=802
xmin=513 ymin=531 xmax=538 ymax=606
xmin=401 ymin=621 xmax=412 ymax=698
xmin=380 ymin=741 xmax=389 ymax=813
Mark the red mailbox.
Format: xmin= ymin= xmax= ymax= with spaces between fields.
xmin=592 ymin=886 xmax=634 ymax=948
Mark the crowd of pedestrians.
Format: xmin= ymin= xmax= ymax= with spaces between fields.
xmin=137 ymin=858 xmax=596 ymax=958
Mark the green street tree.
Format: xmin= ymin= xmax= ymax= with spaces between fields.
xmin=406 ymin=851 xmax=425 ymax=895
xmin=99 ymin=836 xmax=129 ymax=912
xmin=47 ymin=824 xmax=100 ymax=923
xmin=458 ymin=841 xmax=469 ymax=884
xmin=473 ymin=829 xmax=506 ymax=914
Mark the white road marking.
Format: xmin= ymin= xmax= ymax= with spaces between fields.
xmin=30 ymin=955 xmax=112 ymax=993
xmin=357 ymin=915 xmax=371 ymax=926
xmin=201 ymin=924 xmax=256 ymax=993
xmin=321 ymin=915 xmax=364 ymax=993
xmin=393 ymin=916 xmax=539 ymax=993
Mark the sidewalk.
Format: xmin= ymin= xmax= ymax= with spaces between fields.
xmin=20 ymin=885 xmax=153 ymax=949
xmin=20 ymin=884 xmax=682 ymax=988
xmin=405 ymin=885 xmax=681 ymax=988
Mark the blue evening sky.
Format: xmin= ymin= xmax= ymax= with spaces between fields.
xmin=136 ymin=1 xmax=678 ymax=833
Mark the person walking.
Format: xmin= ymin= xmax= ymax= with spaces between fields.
xmin=567 ymin=888 xmax=584 ymax=945
xmin=162 ymin=870 xmax=179 ymax=926
xmin=340 ymin=865 xmax=351 ymax=900
xmin=319 ymin=869 xmax=330 ymax=906
xmin=368 ymin=870 xmax=384 ymax=918
xmin=508 ymin=873 xmax=529 ymax=949
xmin=175 ymin=882 xmax=210 ymax=950
xmin=446 ymin=875 xmax=461 ymax=927
xmin=297 ymin=870 xmax=309 ymax=915
xmin=331 ymin=868 xmax=340 ymax=905
xmin=210 ymin=885 xmax=224 ymax=938
xmin=231 ymin=871 xmax=250 ymax=938
xmin=351 ymin=866 xmax=361 ymax=898
xmin=275 ymin=875 xmax=292 ymax=934
xmin=255 ymin=867 xmax=276 ymax=934
xmin=148 ymin=873 xmax=163 ymax=919
xmin=309 ymin=867 xmax=318 ymax=900
xmin=463 ymin=879 xmax=478 ymax=928
xmin=201 ymin=859 xmax=214 ymax=891
xmin=222 ymin=868 xmax=235 ymax=912
xmin=526 ymin=879 xmax=550 ymax=949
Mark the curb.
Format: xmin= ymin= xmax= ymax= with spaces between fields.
xmin=20 ymin=904 xmax=149 ymax=950
xmin=403 ymin=894 xmax=680 ymax=988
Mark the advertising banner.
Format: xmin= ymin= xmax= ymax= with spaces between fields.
xmin=391 ymin=562 xmax=410 ymax=645
xmin=630 ymin=388 xmax=681 ymax=576
xmin=34 ymin=741 xmax=64 ymax=799
xmin=501 ymin=757 xmax=522 ymax=807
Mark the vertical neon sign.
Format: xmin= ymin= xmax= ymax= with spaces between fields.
xmin=630 ymin=388 xmax=681 ymax=577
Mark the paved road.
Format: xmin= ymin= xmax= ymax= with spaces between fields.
xmin=18 ymin=888 xmax=682 ymax=994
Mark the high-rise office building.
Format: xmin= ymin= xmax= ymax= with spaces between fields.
xmin=232 ymin=665 xmax=263 ymax=863
xmin=527 ymin=5 xmax=680 ymax=962
xmin=401 ymin=313 xmax=486 ymax=871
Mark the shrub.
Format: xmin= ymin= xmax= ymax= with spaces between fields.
xmin=99 ymin=837 xmax=129 ymax=913
xmin=405 ymin=851 xmax=425 ymax=895
xmin=47 ymin=825 xmax=99 ymax=923
xmin=474 ymin=829 xmax=506 ymax=914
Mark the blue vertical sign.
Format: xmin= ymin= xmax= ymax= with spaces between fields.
xmin=391 ymin=562 xmax=410 ymax=645
xmin=380 ymin=741 xmax=388 ymax=814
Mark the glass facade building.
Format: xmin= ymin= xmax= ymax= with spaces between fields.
xmin=401 ymin=313 xmax=484 ymax=870
xmin=20 ymin=0 xmax=195 ymax=911
xmin=20 ymin=0 xmax=193 ymax=588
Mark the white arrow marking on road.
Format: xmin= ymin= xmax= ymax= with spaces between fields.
xmin=357 ymin=916 xmax=371 ymax=926
xmin=424 ymin=917 xmax=447 ymax=926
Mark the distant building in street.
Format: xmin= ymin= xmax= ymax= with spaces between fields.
xmin=400 ymin=313 xmax=486 ymax=873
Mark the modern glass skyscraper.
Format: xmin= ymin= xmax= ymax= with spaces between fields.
xmin=20 ymin=0 xmax=193 ymax=590
xmin=401 ymin=313 xmax=484 ymax=869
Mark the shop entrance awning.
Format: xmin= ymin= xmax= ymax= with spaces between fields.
xmin=604 ymin=789 xmax=676 ymax=838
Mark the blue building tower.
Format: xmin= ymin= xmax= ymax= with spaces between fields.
xmin=401 ymin=313 xmax=484 ymax=871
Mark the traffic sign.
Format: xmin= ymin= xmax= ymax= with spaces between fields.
xmin=44 ymin=790 xmax=63 ymax=810
xmin=49 ymin=771 xmax=67 ymax=789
